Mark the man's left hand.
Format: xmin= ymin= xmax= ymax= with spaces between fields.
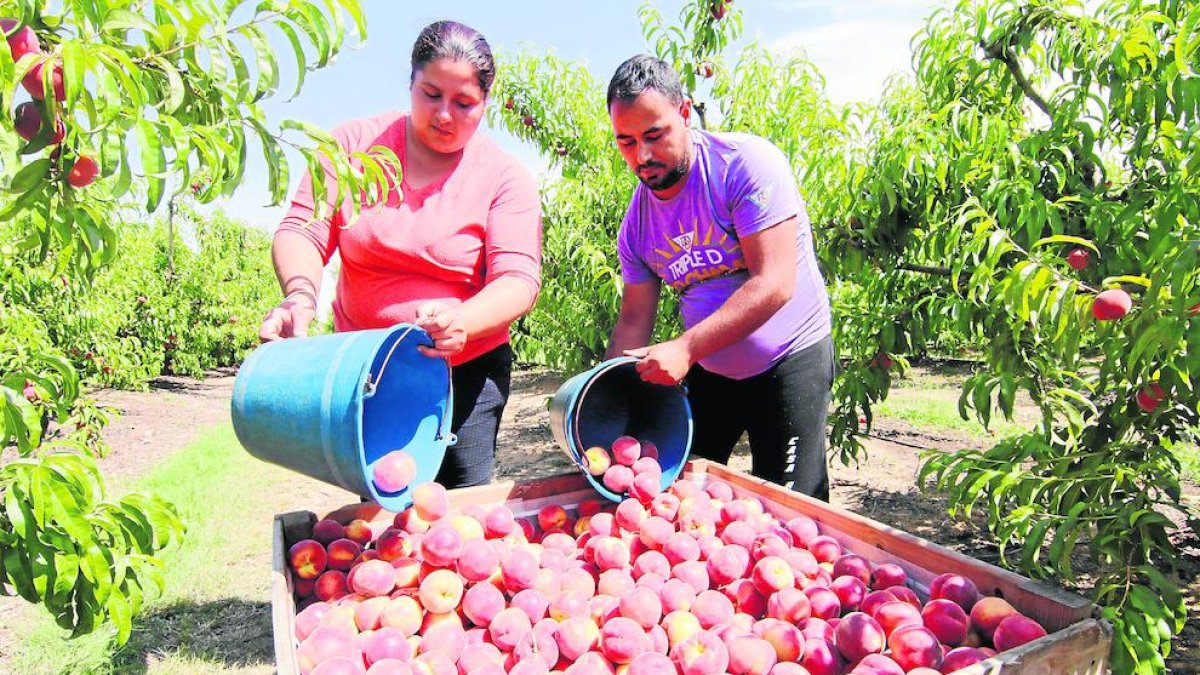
xmin=624 ymin=339 xmax=693 ymax=385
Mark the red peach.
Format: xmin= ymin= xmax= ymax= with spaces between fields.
xmin=753 ymin=618 xmax=805 ymax=662
xmin=941 ymin=646 xmax=989 ymax=671
xmin=514 ymin=624 xmax=560 ymax=670
xmin=766 ymin=587 xmax=810 ymax=624
xmin=725 ymin=579 xmax=768 ymax=617
xmin=640 ymin=441 xmax=660 ymax=460
xmin=785 ymin=516 xmax=820 ymax=547
xmin=411 ymin=651 xmax=456 ymax=675
xmin=969 ymin=596 xmax=1019 ymax=641
xmin=1092 ymin=288 xmax=1132 ymax=320
xmin=870 ymin=563 xmax=906 ymax=590
xmin=634 ymin=550 xmax=671 ymax=579
xmin=831 ymin=554 xmax=872 ymax=585
xmin=351 ymin=559 xmax=396 ymax=597
xmin=316 ymin=570 xmax=350 ymax=602
xmin=310 ymin=656 xmax=367 ymax=675
xmin=626 ymin=651 xmax=675 ymax=675
xmin=806 ymin=535 xmax=841 ymax=563
xmin=616 ymin=499 xmax=648 ymax=531
xmin=542 ymin=531 xmax=577 ymax=555
xmin=751 ymin=534 xmax=790 ymax=561
xmin=598 ymin=568 xmax=636 ymax=597
xmin=600 ymin=615 xmax=649 ymax=664
xmin=419 ymin=620 xmax=468 ymax=662
xmin=391 ymin=557 xmax=421 ymax=589
xmin=462 ymin=581 xmax=505 ymax=626
xmin=419 ymin=526 xmax=463 ymax=568
xmin=502 ymin=548 xmax=540 ymax=592
xmin=483 ymin=505 xmax=516 ymax=538
xmin=456 ymin=539 xmax=499 ymax=582
xmin=859 ymin=589 xmax=897 ymax=618
xmin=591 ymin=536 xmax=632 ymax=570
xmin=799 ymin=617 xmax=834 ymax=642
xmin=768 ymin=664 xmax=812 ymax=675
xmin=610 ymin=435 xmax=642 ymax=465
xmin=671 ymin=560 xmax=710 ymax=595
xmin=930 ymin=573 xmax=980 ymax=612
xmin=488 ymin=606 xmax=533 ymax=652
xmin=721 ymin=520 xmax=757 ymax=549
xmin=344 ymin=519 xmax=373 ymax=546
xmin=799 ymin=638 xmax=841 ymax=675
xmin=549 ymin=589 xmax=591 ymax=621
xmin=374 ymin=529 xmax=411 ymax=562
xmin=363 ymin=625 xmax=412 ymax=665
xmin=630 ymin=471 xmax=663 ymax=503
xmin=313 ymin=519 xmax=347 ymax=546
xmin=632 ymin=457 xmax=663 ymax=476
xmin=328 ymin=538 xmax=363 ymax=572
xmin=830 ymin=575 xmax=867 ymax=613
xmin=662 ymin=610 xmax=703 ymax=648
xmin=538 ymin=504 xmax=570 ymax=532
xmin=379 ymin=595 xmax=423 ymax=636
xmin=884 ymin=584 xmax=921 ymax=608
xmin=850 ymin=653 xmax=904 ymax=675
xmin=727 ymin=635 xmax=777 ymax=675
xmin=619 ymin=586 xmax=664 ymax=629
xmin=588 ymin=512 xmax=616 ymax=537
xmin=295 ymin=577 xmax=317 ymax=599
xmin=921 ymin=598 xmax=970 ymax=646
xmin=556 ymin=615 xmax=601 ymax=660
xmin=458 ymin=642 xmax=504 ymax=671
xmin=872 ymin=599 xmax=923 ymax=637
xmin=707 ymin=544 xmax=752 ymax=586
xmin=751 ymin=556 xmax=795 ymax=596
xmin=887 ymin=625 xmax=943 ymax=671
xmin=510 ymin=588 xmax=550 ymax=623
xmin=603 ymin=465 xmax=635 ymax=493
xmin=833 ymin=612 xmax=885 ymax=663
xmin=663 ymin=532 xmax=701 ymax=566
xmin=692 ymin=589 xmax=736 ymax=629
xmin=560 ymin=567 xmax=597 ymax=597
xmin=394 ymin=509 xmax=431 ymax=535
xmin=290 ymin=539 xmax=329 ymax=580
xmin=650 ymin=492 xmax=681 ymax=521
xmin=659 ymin=578 xmax=697 ymax=613
xmin=992 ymin=614 xmax=1048 ymax=652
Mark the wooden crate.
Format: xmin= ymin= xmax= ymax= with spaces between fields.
xmin=271 ymin=460 xmax=1112 ymax=675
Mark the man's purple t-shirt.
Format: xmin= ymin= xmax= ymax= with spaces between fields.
xmin=617 ymin=129 xmax=832 ymax=380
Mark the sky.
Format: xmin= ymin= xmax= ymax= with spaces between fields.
xmin=216 ymin=0 xmax=940 ymax=229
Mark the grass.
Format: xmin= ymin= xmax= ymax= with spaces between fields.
xmin=11 ymin=425 xmax=281 ymax=675
xmin=875 ymin=388 xmax=1028 ymax=439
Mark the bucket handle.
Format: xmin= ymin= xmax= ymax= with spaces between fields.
xmin=363 ymin=325 xmax=456 ymax=444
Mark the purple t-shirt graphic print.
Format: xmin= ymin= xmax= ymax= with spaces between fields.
xmin=618 ymin=130 xmax=832 ymax=380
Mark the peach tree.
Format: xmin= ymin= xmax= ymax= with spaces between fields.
xmin=0 ymin=0 xmax=397 ymax=642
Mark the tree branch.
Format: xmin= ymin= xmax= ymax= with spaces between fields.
xmin=897 ymin=262 xmax=952 ymax=276
xmin=981 ymin=39 xmax=1052 ymax=118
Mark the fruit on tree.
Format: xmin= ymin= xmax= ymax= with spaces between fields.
xmin=1091 ymin=288 xmax=1131 ymax=320
xmin=67 ymin=155 xmax=99 ymax=188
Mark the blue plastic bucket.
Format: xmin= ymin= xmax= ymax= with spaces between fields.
xmin=230 ymin=324 xmax=453 ymax=512
xmin=549 ymin=357 xmax=693 ymax=501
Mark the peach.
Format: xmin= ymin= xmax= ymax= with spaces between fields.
xmin=639 ymin=441 xmax=660 ymax=460
xmin=833 ymin=612 xmax=885 ymax=663
xmin=619 ymin=586 xmax=664 ymax=629
xmin=888 ymin=625 xmax=942 ymax=671
xmin=560 ymin=565 xmax=598 ymax=595
xmin=720 ymin=521 xmax=757 ymax=549
xmin=650 ymin=492 xmax=681 ymax=521
xmin=290 ymin=539 xmax=329 ymax=580
xmin=726 ymin=635 xmax=777 ymax=675
xmin=502 ymin=548 xmax=540 ymax=592
xmin=603 ymin=465 xmax=635 ymax=493
xmin=670 ymin=560 xmax=709 ymax=594
xmin=391 ymin=558 xmax=421 ymax=589
xmin=807 ymin=535 xmax=842 ymax=563
xmin=941 ymin=646 xmax=989 ymax=671
xmin=600 ymin=616 xmax=649 ymax=664
xmin=885 ymin=584 xmax=921 ymax=608
xmin=517 ymin=517 xmax=536 ymax=541
xmin=535 ymin=568 xmax=564 ymax=597
xmin=353 ymin=559 xmax=397 ymax=598
xmin=419 ymin=621 xmax=468 ymax=662
xmin=394 ymin=509 xmax=431 ymax=535
xmin=379 ymin=595 xmax=423 ymax=636
xmin=707 ymin=544 xmax=752 ymax=586
xmin=547 ymin=589 xmax=589 ymax=621
xmin=751 ymin=556 xmax=795 ymax=596
xmin=659 ymin=577 xmax=697 ymax=613
xmin=831 ymin=554 xmax=871 ymax=585
xmin=634 ymin=550 xmax=671 ymax=579
xmin=725 ymin=578 xmax=768 ymax=617
xmin=992 ymin=614 xmax=1048 ymax=652
xmin=922 ymin=598 xmax=969 ymax=646
xmin=411 ymin=483 xmax=449 ymax=522
xmin=589 ymin=512 xmax=617 ymax=537
xmin=751 ymin=534 xmax=789 ymax=561
xmin=459 ymin=642 xmax=504 ymax=671
xmin=631 ymin=457 xmax=663 ymax=476
xmin=345 ymin=519 xmax=373 ymax=546
xmin=872 ymin=599 xmax=923 ymax=637
xmin=766 ymin=587 xmax=811 ymax=624
xmin=850 ymin=653 xmax=904 ymax=675
xmin=316 ymin=570 xmax=350 ymax=602
xmin=367 ymin=658 xmax=413 ymax=674
xmin=564 ymin=651 xmax=617 ymax=675
xmin=488 ymin=606 xmax=533 ymax=652
xmin=870 ymin=563 xmax=906 ymax=590
xmin=671 ymin=630 xmax=729 ymax=675
xmin=507 ymin=588 xmax=547 ymax=623
xmin=417 ymin=569 xmax=463 ymax=614
xmin=830 ymin=575 xmax=867 ymax=613
xmin=313 ymin=519 xmax=347 ymax=546
xmin=515 ymin=625 xmax=561 ymax=670
xmin=669 ymin=479 xmax=701 ymax=500
xmin=611 ymin=435 xmax=642 ymax=465
xmin=542 ymin=531 xmax=578 ymax=555
xmin=753 ymin=618 xmax=805 ymax=662
xmin=446 ymin=514 xmax=484 ymax=542
xmin=354 ymin=595 xmax=390 ymax=631
xmin=453 ymin=540 xmax=497 ymax=583
xmin=411 ymin=652 xmax=456 ymax=675
xmin=858 ymin=589 xmax=897 ymax=618
xmin=420 ymin=610 xmax=463 ymax=635
xmin=328 ymin=538 xmax=364 ymax=572
xmin=373 ymin=450 xmax=417 ymax=493
xmin=626 ymin=651 xmax=675 ymax=675
xmin=662 ymin=532 xmax=701 ymax=566
xmin=592 ymin=536 xmax=632 ymax=571
xmin=375 ymin=529 xmax=412 ymax=562
xmin=310 ymin=656 xmax=368 ymax=674
xmin=615 ymin=499 xmax=648 ymax=531
xmin=598 ymin=568 xmax=637 ymax=597
xmin=297 ymin=626 xmax=359 ymax=674
xmin=556 ymin=615 xmax=601 ymax=659
xmin=507 ymin=660 xmax=550 ymax=675
xmin=662 ymin=609 xmax=703 ymax=648
xmin=785 ymin=516 xmax=820 ymax=547
xmin=419 ymin=525 xmax=463 ymax=568
xmin=647 ymin=623 xmax=670 ymax=655
xmin=969 ymin=596 xmax=1019 ymax=641
xmin=462 ymin=580 xmax=505 ymax=626
xmin=629 ymin=472 xmax=663 ymax=503
xmin=295 ymin=601 xmax=331 ymax=642
xmin=538 ymin=504 xmax=570 ymax=532
xmin=799 ymin=617 xmax=834 ymax=643
xmin=799 ymin=638 xmax=841 ymax=675
xmin=930 ymin=572 xmax=980 ymax=612
xmin=483 ymin=505 xmax=516 ymax=538
xmin=583 ymin=446 xmax=612 ymax=476
xmin=692 ymin=589 xmax=736 ymax=629
xmin=295 ymin=577 xmax=317 ymax=600
xmin=768 ymin=664 xmax=812 ymax=675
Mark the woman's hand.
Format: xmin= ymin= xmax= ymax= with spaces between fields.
xmin=259 ymin=291 xmax=318 ymax=342
xmin=415 ymin=301 xmax=468 ymax=358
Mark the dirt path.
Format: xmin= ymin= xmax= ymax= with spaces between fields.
xmin=1 ymin=367 xmax=1196 ymax=672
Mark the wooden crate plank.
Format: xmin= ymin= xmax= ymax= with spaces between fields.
xmin=953 ymin=619 xmax=1112 ymax=674
xmin=272 ymin=513 xmax=304 ymax=675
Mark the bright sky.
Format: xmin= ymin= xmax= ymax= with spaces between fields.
xmin=217 ymin=0 xmax=940 ymax=228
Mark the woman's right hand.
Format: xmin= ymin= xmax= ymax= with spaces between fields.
xmin=259 ymin=291 xmax=318 ymax=342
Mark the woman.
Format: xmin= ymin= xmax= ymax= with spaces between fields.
xmin=259 ymin=20 xmax=542 ymax=490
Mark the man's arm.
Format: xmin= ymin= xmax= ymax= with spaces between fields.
xmin=630 ymin=217 xmax=797 ymax=384
xmin=606 ymin=279 xmax=663 ymax=359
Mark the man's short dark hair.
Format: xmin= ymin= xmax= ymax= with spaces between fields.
xmin=606 ymin=54 xmax=685 ymax=107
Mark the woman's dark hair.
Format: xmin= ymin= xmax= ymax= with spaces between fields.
xmin=607 ymin=54 xmax=684 ymax=107
xmin=410 ymin=20 xmax=495 ymax=96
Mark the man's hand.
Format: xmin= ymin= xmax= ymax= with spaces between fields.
xmin=415 ymin=302 xmax=468 ymax=359
xmin=625 ymin=338 xmax=694 ymax=385
xmin=259 ymin=292 xmax=317 ymax=342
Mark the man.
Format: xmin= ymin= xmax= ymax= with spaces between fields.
xmin=604 ymin=54 xmax=834 ymax=500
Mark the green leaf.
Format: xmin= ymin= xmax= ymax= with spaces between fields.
xmin=134 ymin=120 xmax=167 ymax=212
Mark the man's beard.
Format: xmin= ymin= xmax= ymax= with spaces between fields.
xmin=639 ymin=155 xmax=690 ymax=192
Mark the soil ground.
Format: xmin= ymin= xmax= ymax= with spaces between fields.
xmin=0 ymin=365 xmax=1196 ymax=673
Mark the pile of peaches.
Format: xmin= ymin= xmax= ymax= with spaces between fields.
xmin=288 ymin=457 xmax=1048 ymax=674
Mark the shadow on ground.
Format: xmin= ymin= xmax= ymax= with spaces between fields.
xmin=110 ymin=598 xmax=273 ymax=673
